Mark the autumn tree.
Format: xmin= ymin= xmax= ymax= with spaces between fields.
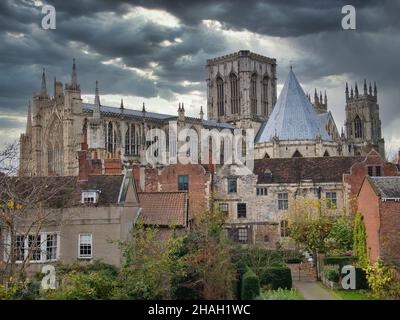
xmin=0 ymin=142 xmax=75 ymax=286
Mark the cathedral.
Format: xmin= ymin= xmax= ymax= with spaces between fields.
xmin=19 ymin=50 xmax=385 ymax=177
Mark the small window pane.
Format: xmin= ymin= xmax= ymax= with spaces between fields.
xmin=237 ymin=203 xmax=246 ymax=218
xmin=326 ymin=192 xmax=337 ymax=209
xmin=280 ymin=220 xmax=289 ymax=237
xmin=178 ymin=175 xmax=189 ymax=191
xmin=228 ymin=178 xmax=237 ymax=193
xmin=46 ymin=234 xmax=58 ymax=261
xmin=219 ymin=203 xmax=229 ymax=214
xmin=14 ymin=235 xmax=25 ymax=261
xmin=238 ymin=228 xmax=248 ymax=243
xmin=278 ymin=193 xmax=288 ymax=210
xmin=79 ymin=234 xmax=92 ymax=259
xmin=28 ymin=235 xmax=41 ymax=261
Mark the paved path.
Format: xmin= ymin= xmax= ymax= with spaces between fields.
xmin=293 ymin=281 xmax=337 ymax=300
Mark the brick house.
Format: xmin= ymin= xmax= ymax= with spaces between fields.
xmin=131 ymin=163 xmax=213 ymax=220
xmin=357 ymin=176 xmax=400 ymax=263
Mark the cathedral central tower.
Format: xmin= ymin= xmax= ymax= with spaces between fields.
xmin=206 ymin=50 xmax=277 ymax=131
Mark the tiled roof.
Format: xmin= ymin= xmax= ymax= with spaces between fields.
xmin=138 ymin=192 xmax=187 ymax=227
xmin=82 ymin=103 xmax=234 ymax=129
xmin=368 ymin=176 xmax=400 ymax=199
xmin=256 ymin=69 xmax=332 ymax=142
xmin=254 ymin=156 xmax=363 ymax=184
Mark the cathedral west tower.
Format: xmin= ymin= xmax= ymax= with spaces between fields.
xmin=345 ymin=80 xmax=385 ymax=157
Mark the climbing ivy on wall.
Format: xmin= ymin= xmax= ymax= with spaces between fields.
xmin=353 ymin=212 xmax=369 ymax=267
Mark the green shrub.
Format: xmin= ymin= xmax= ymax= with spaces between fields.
xmin=241 ymin=268 xmax=260 ymax=300
xmin=0 ymin=280 xmax=41 ymax=300
xmin=260 ymin=267 xmax=292 ymax=290
xmin=323 ymin=265 xmax=340 ymax=282
xmin=258 ymin=288 xmax=302 ymax=300
xmin=44 ymin=270 xmax=115 ymax=300
xmin=324 ymin=256 xmax=357 ymax=267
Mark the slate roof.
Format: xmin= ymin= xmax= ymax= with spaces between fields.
xmin=79 ymin=175 xmax=124 ymax=205
xmin=82 ymin=103 xmax=234 ymax=129
xmin=256 ymin=69 xmax=332 ymax=142
xmin=254 ymin=156 xmax=363 ymax=184
xmin=368 ymin=176 xmax=400 ymax=199
xmin=138 ymin=192 xmax=188 ymax=227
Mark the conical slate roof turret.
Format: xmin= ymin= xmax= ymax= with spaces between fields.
xmin=256 ymin=69 xmax=331 ymax=142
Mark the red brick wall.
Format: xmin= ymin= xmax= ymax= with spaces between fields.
xmin=344 ymin=150 xmax=398 ymax=213
xmin=345 ymin=150 xmax=398 ymax=200
xmin=104 ymin=159 xmax=122 ymax=175
xmin=379 ymin=201 xmax=400 ymax=261
xmin=357 ymin=179 xmax=381 ymax=262
xmin=134 ymin=164 xmax=211 ymax=219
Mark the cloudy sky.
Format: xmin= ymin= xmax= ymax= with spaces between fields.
xmin=0 ymin=0 xmax=399 ymax=158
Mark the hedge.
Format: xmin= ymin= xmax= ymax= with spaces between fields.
xmin=323 ymin=265 xmax=340 ymax=282
xmin=241 ymin=268 xmax=260 ymax=300
xmin=324 ymin=256 xmax=357 ymax=267
xmin=260 ymin=267 xmax=292 ymax=290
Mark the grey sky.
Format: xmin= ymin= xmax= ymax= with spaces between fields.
xmin=0 ymin=0 xmax=399 ymax=158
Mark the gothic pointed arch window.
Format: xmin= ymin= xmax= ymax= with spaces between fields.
xmin=106 ymin=121 xmax=115 ymax=154
xmin=125 ymin=126 xmax=130 ymax=155
xmin=230 ymin=73 xmax=239 ymax=114
xmin=250 ymin=73 xmax=258 ymax=115
xmin=216 ymin=76 xmax=224 ymax=116
xmin=135 ymin=130 xmax=140 ymax=155
xmin=262 ymin=75 xmax=269 ymax=116
xmin=47 ymin=117 xmax=64 ymax=176
xmin=354 ymin=115 xmax=363 ymax=139
xmin=125 ymin=124 xmax=139 ymax=156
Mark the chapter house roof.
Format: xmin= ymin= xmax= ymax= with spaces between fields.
xmin=256 ymin=69 xmax=332 ymax=143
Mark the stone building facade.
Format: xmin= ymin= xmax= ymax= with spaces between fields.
xmin=214 ymin=151 xmax=398 ymax=248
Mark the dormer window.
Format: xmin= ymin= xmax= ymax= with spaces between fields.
xmin=81 ymin=190 xmax=99 ymax=204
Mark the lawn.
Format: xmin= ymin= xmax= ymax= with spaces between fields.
xmin=320 ymin=284 xmax=375 ymax=300
xmin=258 ymin=288 xmax=304 ymax=300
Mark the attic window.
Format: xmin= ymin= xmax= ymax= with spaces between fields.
xmin=263 ymin=168 xmax=272 ymax=181
xmin=81 ymin=191 xmax=99 ymax=204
